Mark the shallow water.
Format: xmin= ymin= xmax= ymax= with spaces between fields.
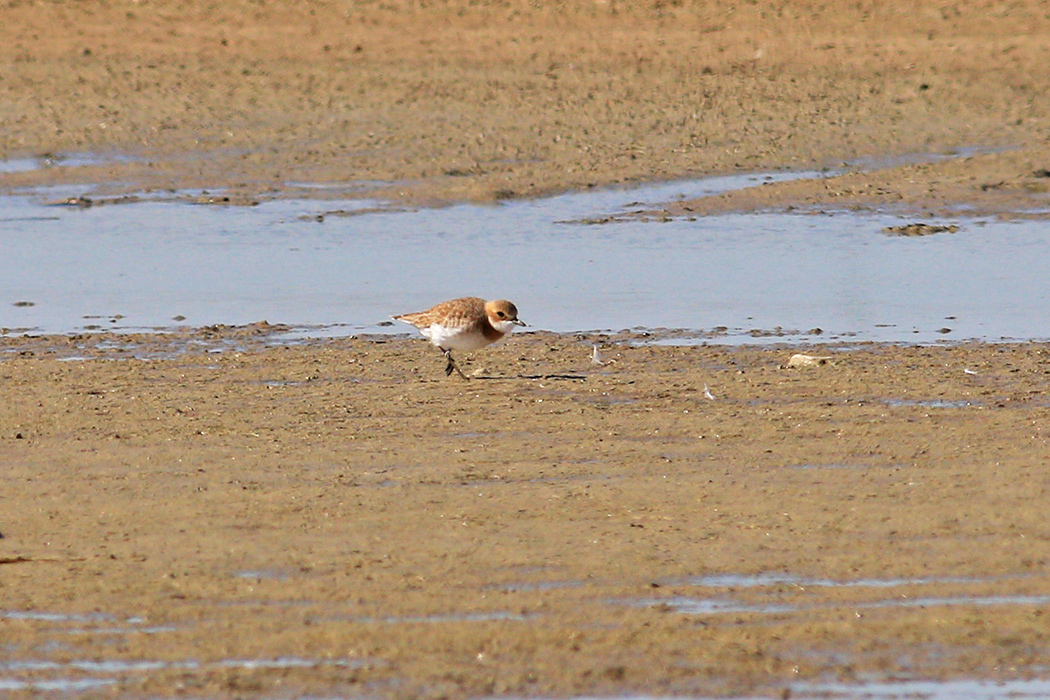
xmin=2 ymin=171 xmax=1049 ymax=343
xmin=628 ymin=570 xmax=1050 ymax=616
xmin=793 ymin=678 xmax=1050 ymax=699
xmin=4 ymin=600 xmax=1045 ymax=698
xmin=637 ymin=592 xmax=1050 ymax=616
xmin=0 ymin=650 xmax=370 ymax=694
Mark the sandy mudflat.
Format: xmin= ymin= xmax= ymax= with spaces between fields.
xmin=1 ymin=0 xmax=1049 ymax=216
xmin=3 ymin=1 xmax=1050 ymax=697
xmin=2 ymin=330 xmax=1050 ymax=698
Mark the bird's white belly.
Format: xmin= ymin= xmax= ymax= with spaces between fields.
xmin=423 ymin=324 xmax=499 ymax=351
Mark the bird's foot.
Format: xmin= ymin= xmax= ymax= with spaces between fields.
xmin=443 ymin=350 xmax=470 ymax=380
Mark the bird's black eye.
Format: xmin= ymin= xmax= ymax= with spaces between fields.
xmin=497 ymin=311 xmax=506 ymax=318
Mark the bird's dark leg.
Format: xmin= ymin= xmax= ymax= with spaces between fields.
xmin=442 ymin=348 xmax=469 ymax=380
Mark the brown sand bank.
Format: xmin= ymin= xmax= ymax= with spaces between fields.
xmin=2 ymin=330 xmax=1050 ymax=697
xmin=1 ymin=0 xmax=1049 ymax=214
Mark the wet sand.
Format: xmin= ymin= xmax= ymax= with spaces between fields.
xmin=4 ymin=1 xmax=1050 ymax=697
xmin=1 ymin=0 xmax=1049 ymax=216
xmin=3 ymin=330 xmax=1050 ymax=697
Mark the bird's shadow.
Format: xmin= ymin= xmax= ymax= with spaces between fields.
xmin=470 ymin=373 xmax=588 ymax=381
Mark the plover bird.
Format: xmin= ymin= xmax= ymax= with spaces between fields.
xmin=394 ymin=297 xmax=526 ymax=379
